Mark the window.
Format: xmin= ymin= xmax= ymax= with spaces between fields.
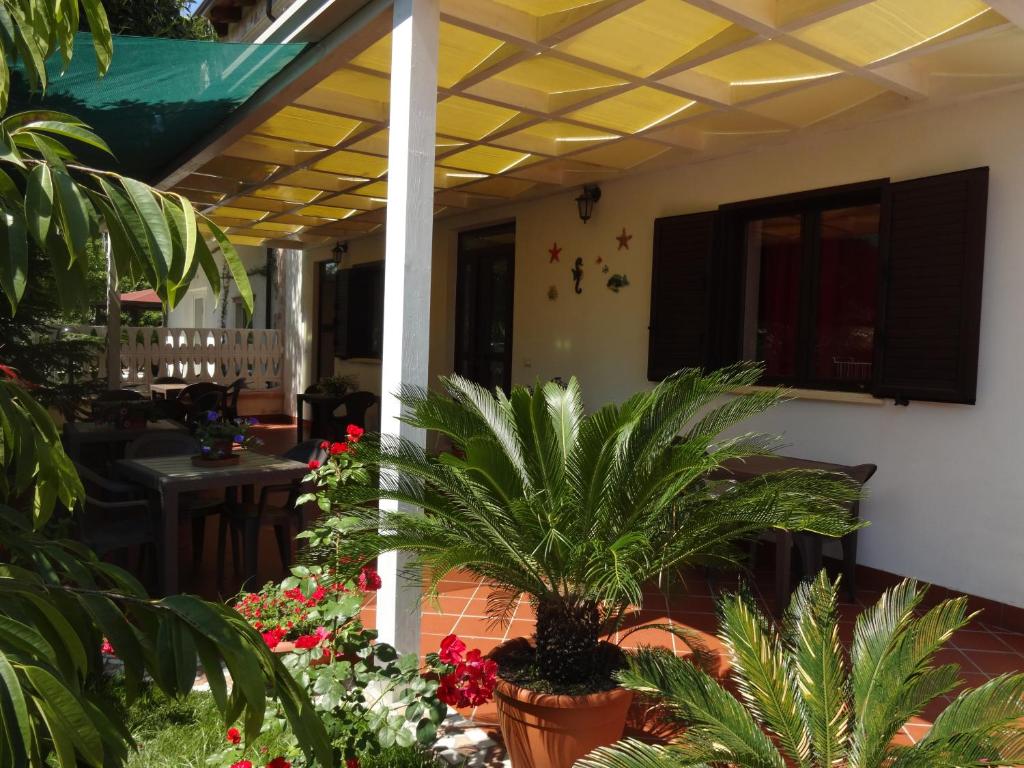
xmin=648 ymin=168 xmax=988 ymax=404
xmin=334 ymin=261 xmax=385 ymax=360
xmin=738 ymin=194 xmax=881 ymax=391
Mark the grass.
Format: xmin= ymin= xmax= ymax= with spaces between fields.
xmin=94 ymin=678 xmax=446 ymax=768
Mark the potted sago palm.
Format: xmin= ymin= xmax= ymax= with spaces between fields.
xmin=321 ymin=364 xmax=862 ymax=768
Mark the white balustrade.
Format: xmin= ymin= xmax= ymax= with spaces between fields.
xmin=63 ymin=326 xmax=284 ymax=390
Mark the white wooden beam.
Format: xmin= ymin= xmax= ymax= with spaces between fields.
xmin=375 ymin=0 xmax=440 ymax=655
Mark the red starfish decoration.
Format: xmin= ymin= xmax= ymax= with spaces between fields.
xmin=548 ymin=242 xmax=562 ymax=263
xmin=616 ymin=227 xmax=632 ymax=251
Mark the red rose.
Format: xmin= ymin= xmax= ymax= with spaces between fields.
xmin=358 ymin=566 xmax=381 ymax=592
xmin=346 ymin=424 xmax=364 ymax=442
xmin=438 ymin=634 xmax=466 ymax=665
xmin=330 ymin=441 xmax=348 ymax=455
xmin=230 ymin=761 xmax=253 ymax=768
xmin=266 ymin=758 xmax=290 ymax=768
xmin=308 ymin=459 xmax=321 ymax=470
xmin=226 ymin=727 xmax=242 ymax=745
xmin=293 ymin=634 xmax=320 ymax=649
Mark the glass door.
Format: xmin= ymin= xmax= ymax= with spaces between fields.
xmin=455 ymin=223 xmax=515 ymax=393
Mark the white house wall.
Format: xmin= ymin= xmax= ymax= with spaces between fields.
xmin=305 ymin=87 xmax=1024 ymax=610
xmin=167 ymin=244 xmax=269 ymax=330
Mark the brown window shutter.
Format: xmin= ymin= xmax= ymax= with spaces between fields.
xmin=873 ymin=167 xmax=988 ymax=404
xmin=648 ymin=211 xmax=717 ymax=380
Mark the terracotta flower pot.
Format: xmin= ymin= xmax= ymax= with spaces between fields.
xmin=491 ymin=639 xmax=633 ymax=768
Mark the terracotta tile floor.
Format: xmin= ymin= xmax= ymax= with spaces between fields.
xmin=358 ymin=569 xmax=1024 ymax=744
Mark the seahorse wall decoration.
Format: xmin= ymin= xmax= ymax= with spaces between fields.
xmin=571 ymin=257 xmax=583 ymax=294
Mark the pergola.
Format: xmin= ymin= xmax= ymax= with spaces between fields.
xmin=159 ymin=0 xmax=1024 ymax=653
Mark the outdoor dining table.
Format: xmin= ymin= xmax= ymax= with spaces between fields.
xmin=114 ymin=451 xmax=311 ymax=595
xmin=709 ymin=454 xmax=876 ymax=612
xmin=150 ymin=382 xmax=189 ymax=400
xmin=62 ymin=418 xmax=187 ymax=463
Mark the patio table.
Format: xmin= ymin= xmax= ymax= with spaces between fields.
xmin=62 ymin=418 xmax=187 ymax=463
xmin=710 ymin=455 xmax=876 ymax=611
xmin=114 ymin=451 xmax=310 ymax=594
xmin=150 ymin=382 xmax=189 ymax=400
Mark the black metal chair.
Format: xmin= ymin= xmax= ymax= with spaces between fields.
xmin=124 ymin=433 xmax=227 ymax=565
xmin=77 ymin=495 xmax=160 ymax=586
xmin=178 ymin=382 xmax=228 ymax=430
xmin=217 ymin=439 xmax=329 ymax=583
xmin=330 ymin=391 xmax=379 ymax=435
xmin=75 ymin=461 xmax=142 ymax=503
xmin=223 ymin=377 xmax=247 ymax=421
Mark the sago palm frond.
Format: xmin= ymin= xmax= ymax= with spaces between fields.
xmin=581 ymin=575 xmax=1024 ymax=768
xmin=718 ymin=592 xmax=812 ymax=767
xmin=786 ymin=572 xmax=851 ymax=767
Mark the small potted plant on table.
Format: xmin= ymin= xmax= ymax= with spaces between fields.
xmin=194 ymin=410 xmax=260 ymax=465
xmin=314 ymin=364 xmax=862 ymax=768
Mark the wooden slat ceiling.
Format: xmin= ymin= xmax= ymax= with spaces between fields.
xmin=168 ymin=0 xmax=1024 ymax=248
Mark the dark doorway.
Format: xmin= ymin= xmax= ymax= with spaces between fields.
xmin=455 ymin=222 xmax=516 ymax=393
xmin=316 ymin=261 xmax=338 ymax=381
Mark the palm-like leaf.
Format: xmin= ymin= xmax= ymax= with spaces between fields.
xmin=583 ymin=575 xmax=1024 ymax=768
xmin=325 ymin=366 xmax=860 ymax=683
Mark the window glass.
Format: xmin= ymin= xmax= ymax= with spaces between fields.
xmin=813 ymin=204 xmax=879 ymax=385
xmin=745 ymin=215 xmax=802 ymax=380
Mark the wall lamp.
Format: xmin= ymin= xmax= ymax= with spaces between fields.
xmin=575 ymin=184 xmax=601 ymax=223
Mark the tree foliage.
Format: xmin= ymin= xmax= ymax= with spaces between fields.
xmin=87 ymin=0 xmax=218 ymax=41
xmin=0 ymin=0 xmax=251 ymax=316
xmin=579 ymin=573 xmax=1024 ymax=768
xmin=0 ymin=3 xmax=323 ymax=767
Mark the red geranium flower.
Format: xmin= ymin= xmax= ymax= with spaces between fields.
xmin=346 ymin=424 xmax=364 ymax=442
xmin=346 ymin=758 xmax=360 ymax=768
xmin=266 ymin=758 xmax=290 ymax=768
xmin=358 ymin=566 xmax=381 ymax=592
xmin=330 ymin=441 xmax=348 ymax=455
xmin=226 ymin=727 xmax=242 ymax=745
xmin=438 ymin=634 xmax=466 ymax=665
xmin=100 ymin=638 xmax=115 ymax=656
xmin=319 ymin=440 xmax=330 ymax=449
xmin=230 ymin=761 xmax=253 ymax=768
xmin=293 ymin=633 xmax=320 ymax=649
xmin=261 ymin=628 xmax=285 ymax=650
xmin=308 ymin=459 xmax=321 ymax=470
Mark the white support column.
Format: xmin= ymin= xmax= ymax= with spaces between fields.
xmin=104 ymin=235 xmax=121 ymax=390
xmin=375 ymin=0 xmax=439 ymax=654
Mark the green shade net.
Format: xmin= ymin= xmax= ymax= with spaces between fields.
xmin=10 ymin=33 xmax=306 ymax=181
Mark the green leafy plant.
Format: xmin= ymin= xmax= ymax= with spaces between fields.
xmin=0 ymin=375 xmax=333 ymax=767
xmin=317 ymin=364 xmax=861 ymax=692
xmin=579 ymin=572 xmax=1024 ymax=768
xmin=195 ymin=411 xmax=262 ymax=459
xmin=224 ymin=564 xmax=458 ymax=767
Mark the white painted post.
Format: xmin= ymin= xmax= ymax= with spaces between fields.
xmin=104 ymin=235 xmax=122 ymax=390
xmin=375 ymin=0 xmax=439 ymax=654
